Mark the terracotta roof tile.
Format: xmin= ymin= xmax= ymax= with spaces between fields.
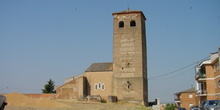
xmin=175 ymin=88 xmax=196 ymax=95
xmin=85 ymin=62 xmax=113 ymax=72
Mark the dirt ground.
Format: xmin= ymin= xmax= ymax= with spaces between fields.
xmin=4 ymin=92 xmax=152 ymax=110
xmin=5 ymin=101 xmax=152 ymax=110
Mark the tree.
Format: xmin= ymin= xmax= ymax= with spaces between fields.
xmin=42 ymin=79 xmax=56 ymax=93
xmin=164 ymin=103 xmax=175 ymax=110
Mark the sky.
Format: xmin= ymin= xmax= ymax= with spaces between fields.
xmin=0 ymin=0 xmax=220 ymax=103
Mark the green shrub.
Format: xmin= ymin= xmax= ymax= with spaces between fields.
xmin=101 ymin=99 xmax=107 ymax=103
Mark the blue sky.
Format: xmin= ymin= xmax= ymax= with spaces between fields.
xmin=0 ymin=0 xmax=219 ymax=102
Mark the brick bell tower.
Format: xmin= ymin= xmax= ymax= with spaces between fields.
xmin=112 ymin=10 xmax=148 ymax=105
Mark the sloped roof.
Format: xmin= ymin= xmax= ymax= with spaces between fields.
xmin=112 ymin=9 xmax=146 ymax=20
xmin=175 ymin=88 xmax=196 ymax=95
xmin=85 ymin=62 xmax=113 ymax=72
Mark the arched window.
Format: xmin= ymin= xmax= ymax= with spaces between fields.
xmin=119 ymin=21 xmax=124 ymax=28
xmin=101 ymin=83 xmax=105 ymax=90
xmin=130 ymin=20 xmax=136 ymax=27
xmin=98 ymin=82 xmax=101 ymax=89
xmin=94 ymin=83 xmax=98 ymax=90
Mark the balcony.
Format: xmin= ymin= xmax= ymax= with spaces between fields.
xmin=196 ymin=90 xmax=207 ymax=96
xmin=174 ymin=98 xmax=180 ymax=102
xmin=195 ymin=72 xmax=206 ymax=80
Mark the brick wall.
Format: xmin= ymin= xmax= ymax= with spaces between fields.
xmin=24 ymin=94 xmax=56 ymax=99
xmin=180 ymin=93 xmax=198 ymax=110
xmin=1 ymin=93 xmax=56 ymax=99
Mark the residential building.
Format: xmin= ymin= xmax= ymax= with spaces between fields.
xmin=195 ymin=49 xmax=220 ymax=105
xmin=175 ymin=88 xmax=199 ymax=110
xmin=175 ymin=48 xmax=220 ymax=109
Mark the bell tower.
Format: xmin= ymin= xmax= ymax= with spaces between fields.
xmin=112 ymin=10 xmax=148 ymax=105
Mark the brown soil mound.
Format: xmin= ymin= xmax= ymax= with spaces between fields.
xmin=6 ymin=92 xmax=36 ymax=107
xmin=5 ymin=92 xmax=71 ymax=108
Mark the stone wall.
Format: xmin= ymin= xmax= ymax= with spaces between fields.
xmin=85 ymin=71 xmax=113 ymax=100
xmin=112 ymin=10 xmax=148 ymax=105
xmin=56 ymin=76 xmax=87 ymax=99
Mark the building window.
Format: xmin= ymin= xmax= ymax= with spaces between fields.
xmin=98 ymin=82 xmax=101 ymax=89
xmin=189 ymin=94 xmax=193 ymax=98
xmin=217 ymin=62 xmax=220 ymax=71
xmin=94 ymin=83 xmax=98 ymax=91
xmin=101 ymin=83 xmax=105 ymax=90
xmin=214 ymin=64 xmax=217 ymax=72
xmin=130 ymin=20 xmax=136 ymax=27
xmin=218 ymin=80 xmax=220 ymax=88
xmin=189 ymin=103 xmax=193 ymax=107
xmin=213 ymin=62 xmax=219 ymax=72
xmin=94 ymin=82 xmax=105 ymax=91
xmin=119 ymin=21 xmax=124 ymax=28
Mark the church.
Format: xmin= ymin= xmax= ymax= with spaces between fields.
xmin=56 ymin=10 xmax=148 ymax=105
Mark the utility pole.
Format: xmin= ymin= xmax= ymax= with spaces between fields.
xmin=6 ymin=87 xmax=8 ymax=94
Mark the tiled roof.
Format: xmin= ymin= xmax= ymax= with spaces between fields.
xmin=181 ymin=88 xmax=196 ymax=93
xmin=175 ymin=88 xmax=196 ymax=95
xmin=85 ymin=62 xmax=113 ymax=72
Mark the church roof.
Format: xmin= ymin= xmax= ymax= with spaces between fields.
xmin=85 ymin=62 xmax=113 ymax=72
xmin=112 ymin=9 xmax=146 ymax=20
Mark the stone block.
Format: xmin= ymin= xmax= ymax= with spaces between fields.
xmin=107 ymin=96 xmax=118 ymax=102
xmin=87 ymin=95 xmax=102 ymax=102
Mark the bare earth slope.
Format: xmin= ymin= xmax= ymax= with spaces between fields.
xmin=5 ymin=92 xmax=151 ymax=110
xmin=5 ymin=92 xmax=71 ymax=108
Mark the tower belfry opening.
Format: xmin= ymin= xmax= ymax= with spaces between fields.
xmin=130 ymin=20 xmax=136 ymax=27
xmin=119 ymin=21 xmax=124 ymax=28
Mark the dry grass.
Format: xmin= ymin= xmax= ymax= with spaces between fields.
xmin=4 ymin=92 xmax=152 ymax=110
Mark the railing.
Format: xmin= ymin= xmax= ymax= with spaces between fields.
xmin=195 ymin=73 xmax=206 ymax=79
xmin=174 ymin=98 xmax=180 ymax=102
xmin=197 ymin=90 xmax=207 ymax=95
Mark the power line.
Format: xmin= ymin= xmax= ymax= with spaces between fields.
xmin=151 ymin=67 xmax=194 ymax=80
xmin=148 ymin=62 xmax=195 ymax=79
xmin=148 ymin=56 xmax=209 ymax=80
